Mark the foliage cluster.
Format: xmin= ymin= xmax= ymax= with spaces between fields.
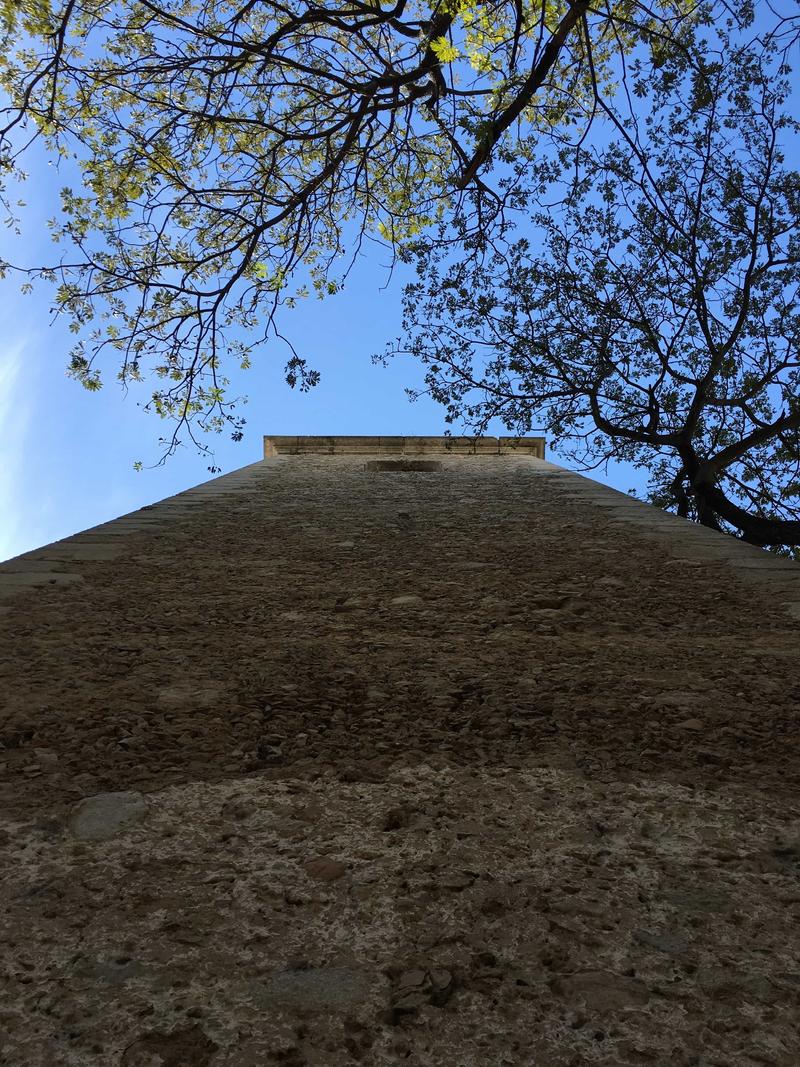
xmin=0 ymin=0 xmax=695 ymax=456
xmin=389 ymin=23 xmax=800 ymax=548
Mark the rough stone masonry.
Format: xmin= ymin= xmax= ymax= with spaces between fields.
xmin=1 ymin=435 xmax=799 ymax=1067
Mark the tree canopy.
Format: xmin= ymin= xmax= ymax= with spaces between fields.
xmin=2 ymin=0 xmax=798 ymax=551
xmin=0 ymin=0 xmax=698 ymax=456
xmin=387 ymin=26 xmax=800 ymax=550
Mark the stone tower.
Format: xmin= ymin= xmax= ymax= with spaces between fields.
xmin=1 ymin=436 xmax=799 ymax=1065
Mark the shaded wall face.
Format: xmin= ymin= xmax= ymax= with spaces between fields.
xmin=2 ymin=449 xmax=800 ymax=1067
xmin=0 ymin=451 xmax=796 ymax=815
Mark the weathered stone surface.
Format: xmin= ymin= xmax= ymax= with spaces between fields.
xmin=69 ymin=791 xmax=148 ymax=840
xmin=1 ymin=447 xmax=799 ymax=1066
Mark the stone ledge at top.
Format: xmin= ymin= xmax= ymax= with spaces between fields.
xmin=262 ymin=435 xmax=546 ymax=458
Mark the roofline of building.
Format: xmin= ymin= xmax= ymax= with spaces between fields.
xmin=262 ymin=435 xmax=546 ymax=458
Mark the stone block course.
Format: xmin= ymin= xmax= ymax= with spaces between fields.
xmin=263 ymin=434 xmax=546 ymax=457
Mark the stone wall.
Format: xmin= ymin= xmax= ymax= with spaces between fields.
xmin=1 ymin=442 xmax=799 ymax=1066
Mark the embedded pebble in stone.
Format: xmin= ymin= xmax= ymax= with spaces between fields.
xmin=157 ymin=686 xmax=222 ymax=710
xmin=555 ymin=970 xmax=650 ymax=1013
xmin=696 ymin=967 xmax=776 ymax=1002
xmin=381 ymin=805 xmax=415 ymax=831
xmin=771 ymin=831 xmax=800 ymax=859
xmin=676 ymin=718 xmax=704 ymax=731
xmin=656 ymin=690 xmax=701 ymax=709
xmin=432 ymin=870 xmax=475 ymax=891
xmin=303 ymin=856 xmax=347 ymax=881
xmin=529 ymin=595 xmax=568 ymax=610
xmin=391 ymin=990 xmax=429 ymax=1014
xmin=246 ymin=966 xmax=374 ymax=1009
xmin=397 ymin=969 xmax=427 ymax=989
xmin=632 ymin=928 xmax=690 ymax=956
xmin=68 ymin=791 xmax=148 ymax=841
xmin=117 ymin=736 xmax=144 ymax=750
xmin=389 ymin=595 xmax=424 ymax=607
xmin=390 ymin=967 xmax=455 ymax=1018
xmin=336 ymin=597 xmax=365 ymax=612
xmin=480 ymin=596 xmax=511 ymax=612
xmin=75 ymin=958 xmax=149 ymax=985
xmin=121 ymin=1024 xmax=217 ymax=1066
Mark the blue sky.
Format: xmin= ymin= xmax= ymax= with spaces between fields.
xmin=0 ymin=141 xmax=644 ymax=564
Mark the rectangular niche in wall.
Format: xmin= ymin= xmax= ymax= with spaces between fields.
xmin=365 ymin=460 xmax=443 ymax=472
